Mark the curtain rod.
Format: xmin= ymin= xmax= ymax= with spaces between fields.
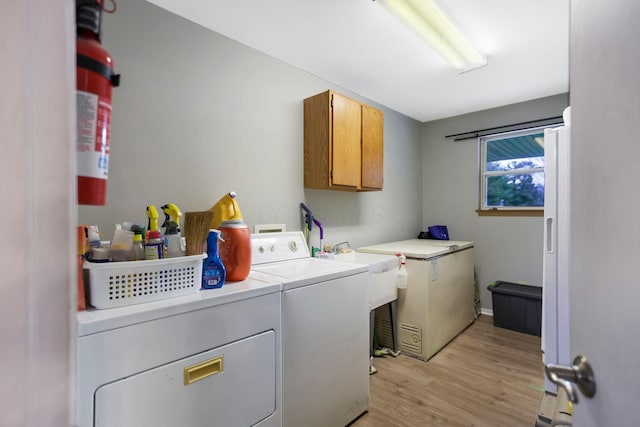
xmin=445 ymin=116 xmax=564 ymax=141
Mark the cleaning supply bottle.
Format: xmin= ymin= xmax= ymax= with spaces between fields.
xmin=145 ymin=230 xmax=165 ymax=259
xmin=132 ymin=232 xmax=145 ymax=261
xmin=396 ymin=253 xmax=408 ymax=289
xmin=164 ymin=221 xmax=184 ymax=257
xmin=129 ymin=224 xmax=146 ymax=260
xmin=209 ymin=191 xmax=243 ymax=229
xmin=202 ymin=229 xmax=225 ymax=289
xmin=161 ymin=203 xmax=184 ymax=257
xmin=145 ymin=205 xmax=165 ymax=259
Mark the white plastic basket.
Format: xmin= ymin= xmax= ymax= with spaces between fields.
xmin=83 ymin=254 xmax=206 ymax=309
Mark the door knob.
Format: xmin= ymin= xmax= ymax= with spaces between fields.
xmin=545 ymin=355 xmax=596 ymax=403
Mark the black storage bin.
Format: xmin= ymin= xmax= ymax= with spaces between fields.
xmin=487 ymin=281 xmax=542 ymax=336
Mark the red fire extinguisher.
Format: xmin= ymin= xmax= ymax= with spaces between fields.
xmin=76 ymin=0 xmax=120 ymax=205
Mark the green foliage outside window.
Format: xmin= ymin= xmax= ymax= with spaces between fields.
xmin=480 ymin=130 xmax=545 ymax=209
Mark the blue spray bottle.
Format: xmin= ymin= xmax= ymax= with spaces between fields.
xmin=202 ymin=229 xmax=226 ymax=289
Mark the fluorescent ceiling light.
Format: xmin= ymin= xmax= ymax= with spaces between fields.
xmin=375 ymin=0 xmax=487 ymax=73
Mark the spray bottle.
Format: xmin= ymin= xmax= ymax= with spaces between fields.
xmin=396 ymin=253 xmax=408 ymax=289
xmin=202 ymin=229 xmax=225 ymax=289
xmin=162 ymin=203 xmax=185 ymax=257
xmin=145 ymin=205 xmax=165 ymax=259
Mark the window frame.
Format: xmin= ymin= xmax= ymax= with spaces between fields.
xmin=477 ymin=126 xmax=547 ymax=216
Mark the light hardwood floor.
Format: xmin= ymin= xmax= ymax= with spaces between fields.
xmin=352 ymin=315 xmax=544 ymax=427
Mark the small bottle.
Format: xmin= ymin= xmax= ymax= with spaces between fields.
xmin=396 ymin=253 xmax=408 ymax=289
xmin=88 ymin=225 xmax=101 ymax=249
xmin=202 ymin=229 xmax=226 ymax=289
xmin=133 ymin=232 xmax=146 ymax=261
xmin=145 ymin=230 xmax=166 ymax=260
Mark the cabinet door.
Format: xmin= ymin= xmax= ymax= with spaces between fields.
xmin=94 ymin=330 xmax=276 ymax=427
xmin=331 ymin=93 xmax=361 ymax=188
xmin=361 ymin=105 xmax=384 ymax=189
xmin=303 ymin=91 xmax=331 ymax=189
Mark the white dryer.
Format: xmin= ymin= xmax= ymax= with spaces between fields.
xmin=76 ymin=276 xmax=283 ymax=427
xmin=250 ymin=232 xmax=370 ymax=427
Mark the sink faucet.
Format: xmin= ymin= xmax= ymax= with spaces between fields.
xmin=332 ymin=241 xmax=352 ymax=254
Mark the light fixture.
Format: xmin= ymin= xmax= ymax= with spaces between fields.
xmin=375 ymin=0 xmax=487 ymax=73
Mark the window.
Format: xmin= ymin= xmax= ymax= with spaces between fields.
xmin=479 ymin=127 xmax=546 ymax=214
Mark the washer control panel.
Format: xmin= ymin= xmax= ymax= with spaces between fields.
xmin=251 ymin=231 xmax=310 ymax=266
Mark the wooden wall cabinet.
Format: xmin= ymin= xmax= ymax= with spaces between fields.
xmin=304 ymin=90 xmax=383 ymax=191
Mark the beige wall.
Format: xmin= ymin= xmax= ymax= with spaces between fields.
xmin=422 ymin=94 xmax=569 ymax=311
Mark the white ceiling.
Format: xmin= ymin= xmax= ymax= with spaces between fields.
xmin=146 ymin=0 xmax=570 ymax=122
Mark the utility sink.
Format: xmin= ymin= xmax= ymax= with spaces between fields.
xmin=332 ymin=251 xmax=399 ymax=310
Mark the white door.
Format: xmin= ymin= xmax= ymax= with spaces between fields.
xmin=564 ymin=0 xmax=640 ymax=424
xmin=2 ymin=1 xmax=75 ymax=425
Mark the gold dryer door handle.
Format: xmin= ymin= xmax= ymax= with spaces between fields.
xmin=184 ymin=355 xmax=224 ymax=385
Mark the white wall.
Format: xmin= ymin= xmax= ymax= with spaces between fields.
xmin=421 ymin=94 xmax=569 ymax=310
xmin=1 ymin=0 xmax=75 ymax=425
xmin=77 ymin=0 xmax=424 ymax=249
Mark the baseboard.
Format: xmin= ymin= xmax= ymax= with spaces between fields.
xmin=480 ymin=308 xmax=493 ymax=317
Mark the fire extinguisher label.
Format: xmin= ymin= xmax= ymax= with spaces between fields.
xmin=77 ymin=90 xmax=111 ymax=179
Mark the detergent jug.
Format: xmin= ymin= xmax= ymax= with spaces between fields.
xmin=210 ymin=191 xmax=243 ymax=229
xmin=218 ymin=220 xmax=251 ymax=282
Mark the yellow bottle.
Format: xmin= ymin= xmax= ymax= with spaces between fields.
xmin=209 ymin=191 xmax=243 ymax=229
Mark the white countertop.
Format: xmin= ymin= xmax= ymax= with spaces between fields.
xmin=77 ymin=276 xmax=282 ymax=336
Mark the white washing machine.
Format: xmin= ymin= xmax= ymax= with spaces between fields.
xmin=250 ymin=232 xmax=370 ymax=427
xmin=76 ymin=276 xmax=283 ymax=427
